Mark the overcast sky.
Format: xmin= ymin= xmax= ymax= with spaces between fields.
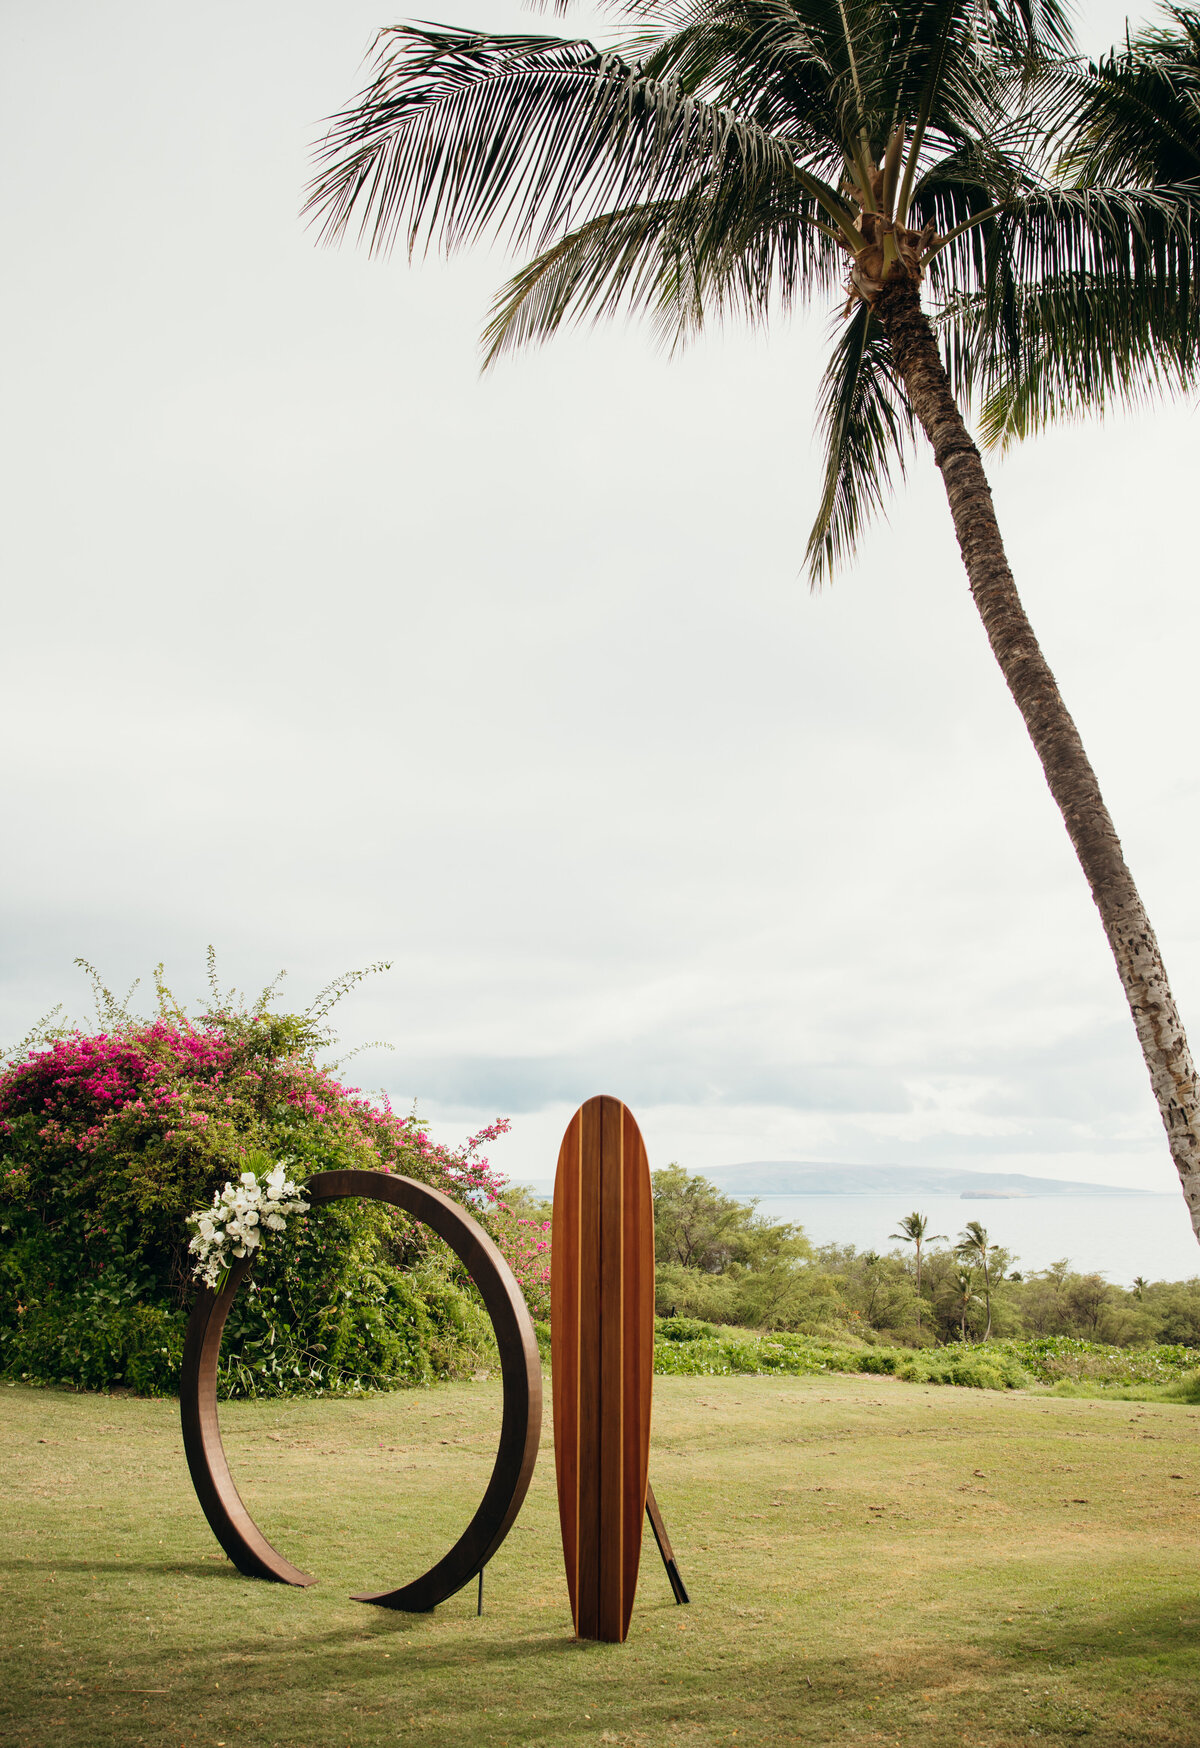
xmin=3 ymin=0 xmax=1198 ymax=1221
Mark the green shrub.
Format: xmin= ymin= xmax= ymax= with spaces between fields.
xmin=1160 ymin=1371 xmax=1200 ymax=1404
xmin=0 ymin=1281 xmax=187 ymax=1395
xmin=895 ymin=1345 xmax=1029 ymax=1390
xmin=656 ymin=1316 xmax=718 ymax=1342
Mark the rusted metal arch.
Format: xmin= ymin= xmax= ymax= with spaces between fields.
xmin=179 ymin=1168 xmax=542 ymax=1611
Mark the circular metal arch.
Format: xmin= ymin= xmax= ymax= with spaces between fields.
xmin=179 ymin=1169 xmax=543 ymax=1611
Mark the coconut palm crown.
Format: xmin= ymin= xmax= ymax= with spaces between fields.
xmin=955 ymin=1219 xmax=1001 ymax=1339
xmin=309 ymin=0 xmax=1073 ymax=572
xmin=307 ymin=0 xmax=1200 ymax=1242
xmin=890 ymin=1209 xmax=946 ymax=1331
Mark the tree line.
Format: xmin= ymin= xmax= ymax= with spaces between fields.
xmin=651 ymin=1164 xmax=1200 ymax=1349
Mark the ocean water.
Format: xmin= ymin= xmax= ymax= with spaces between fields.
xmin=738 ymin=1194 xmax=1200 ymax=1286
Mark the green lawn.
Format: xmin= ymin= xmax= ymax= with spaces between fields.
xmin=3 ymin=1374 xmax=1197 ymax=1747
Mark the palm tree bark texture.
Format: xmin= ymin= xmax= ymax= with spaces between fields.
xmin=874 ymin=266 xmax=1200 ymax=1231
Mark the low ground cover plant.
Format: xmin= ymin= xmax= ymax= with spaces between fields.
xmin=651 ymin=1323 xmax=1200 ymax=1394
xmin=652 ymin=1325 xmax=1030 ymax=1389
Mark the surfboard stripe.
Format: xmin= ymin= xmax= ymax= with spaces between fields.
xmin=579 ymin=1099 xmax=603 ymax=1636
xmin=552 ymin=1106 xmax=582 ymax=1626
xmin=552 ymin=1095 xmax=654 ymax=1643
xmin=621 ymin=1103 xmax=653 ymax=1622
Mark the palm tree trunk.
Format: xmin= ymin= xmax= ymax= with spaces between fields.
xmin=874 ymin=269 xmax=1200 ymax=1242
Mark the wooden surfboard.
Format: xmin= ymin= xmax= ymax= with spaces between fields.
xmin=551 ymin=1095 xmax=654 ymax=1643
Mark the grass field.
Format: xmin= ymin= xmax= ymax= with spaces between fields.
xmin=3 ymin=1374 xmax=1198 ymax=1748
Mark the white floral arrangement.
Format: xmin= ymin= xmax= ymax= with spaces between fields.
xmin=187 ymin=1162 xmax=310 ymax=1292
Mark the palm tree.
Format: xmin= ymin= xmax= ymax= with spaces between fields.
xmin=889 ymin=1210 xmax=946 ymax=1332
xmin=306 ymin=0 xmax=1200 ymax=1239
xmin=955 ymin=1218 xmax=999 ymax=1338
xmin=952 ymin=1264 xmax=982 ymax=1342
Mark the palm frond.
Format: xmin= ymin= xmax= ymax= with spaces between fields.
xmin=934 ymin=184 xmax=1200 ymax=438
xmin=482 ymin=202 xmax=701 ymax=357
xmin=1067 ymin=7 xmax=1200 ymax=186
xmin=806 ymin=301 xmax=915 ymax=582
xmin=305 ymin=24 xmax=836 ymax=260
xmin=628 ymin=0 xmax=1055 ymax=171
xmin=482 ymin=186 xmax=845 ymax=359
xmin=927 ymin=178 xmax=1200 ymax=345
xmin=946 ymin=14 xmax=1200 ymax=448
xmin=941 ymin=274 xmax=1193 ymax=447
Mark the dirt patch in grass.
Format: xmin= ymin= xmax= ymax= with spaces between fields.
xmin=2 ymin=1375 xmax=1197 ymax=1747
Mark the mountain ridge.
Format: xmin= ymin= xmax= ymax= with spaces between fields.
xmin=703 ymin=1162 xmax=1161 ymax=1198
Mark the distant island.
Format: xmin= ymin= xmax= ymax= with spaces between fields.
xmin=703 ymin=1162 xmax=1162 ymax=1199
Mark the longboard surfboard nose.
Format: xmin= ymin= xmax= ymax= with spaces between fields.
xmin=551 ymin=1095 xmax=654 ymax=1643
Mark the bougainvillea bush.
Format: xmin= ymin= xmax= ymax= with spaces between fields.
xmin=0 ymin=995 xmax=515 ymax=1398
xmin=487 ymin=1207 xmax=552 ymax=1323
